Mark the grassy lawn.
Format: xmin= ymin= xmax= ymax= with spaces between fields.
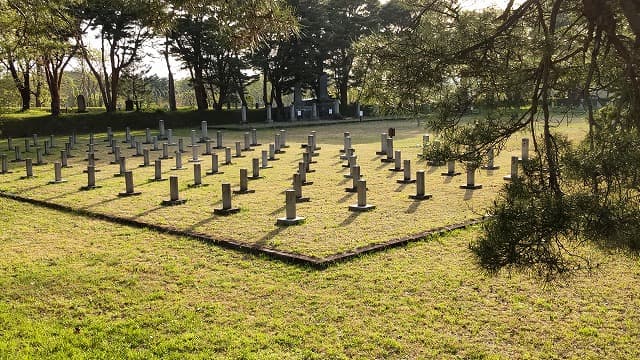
xmin=0 ymin=119 xmax=575 ymax=259
xmin=1 ymin=116 xmax=639 ymax=358
xmin=1 ymin=197 xmax=639 ymax=359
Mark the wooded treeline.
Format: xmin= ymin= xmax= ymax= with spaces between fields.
xmin=0 ymin=0 xmax=411 ymax=117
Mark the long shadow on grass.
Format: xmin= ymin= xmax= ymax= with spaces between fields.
xmin=78 ymin=195 xmax=122 ymax=210
xmin=339 ymin=211 xmax=361 ymax=226
xmin=405 ymin=200 xmax=422 ymax=214
xmin=394 ymin=183 xmax=409 ymax=192
xmin=254 ymin=226 xmax=286 ymax=247
xmin=337 ymin=192 xmax=355 ymax=203
xmin=269 ymin=204 xmax=286 ymax=215
xmin=187 ymin=207 xmax=223 ymax=231
xmin=464 ymin=189 xmax=474 ymax=201
xmin=132 ymin=205 xmax=164 ymax=219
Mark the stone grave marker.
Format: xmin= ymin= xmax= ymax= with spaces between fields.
xmin=381 ymin=137 xmax=395 ymax=163
xmin=460 ymin=163 xmax=482 ymax=189
xmin=114 ymin=156 xmax=127 ymax=177
xmin=376 ymin=133 xmax=388 ymax=155
xmin=60 ymin=150 xmax=70 ymax=168
xmin=279 ymin=129 xmax=288 ymax=148
xmin=161 ymin=176 xmax=187 ymax=205
xmin=44 ymin=140 xmax=52 ymax=155
xmin=1 ymin=154 xmax=13 ymax=174
xmin=139 ymin=149 xmax=150 ymax=167
xmin=167 ymin=129 xmax=175 ymax=145
xmin=150 ymin=160 xmax=167 ymax=182
xmin=172 ymin=151 xmax=185 ymax=170
xmin=124 ymin=127 xmax=132 ymax=143
xmin=48 ymin=162 xmax=67 ymax=184
xmin=203 ymin=140 xmax=212 ymax=155
xmin=118 ymin=171 xmax=142 ymax=196
xmin=249 ymin=158 xmax=262 ymax=179
xmin=481 ymin=148 xmax=500 ymax=170
xmin=504 ymin=156 xmax=519 ymax=181
xmin=224 ymin=147 xmax=232 ymax=165
xmin=214 ymin=183 xmax=240 ymax=215
xmin=519 ymin=138 xmax=529 ymax=161
xmin=189 ymin=145 xmax=201 ymax=163
xmin=215 ymin=130 xmax=223 ymax=149
xmin=276 ymin=189 xmax=305 ymax=226
xmin=349 ymin=179 xmax=375 ymax=212
xmin=234 ymin=141 xmax=244 ymax=158
xmin=159 ymin=119 xmax=166 ymax=139
xmin=12 ymin=146 xmax=22 ymax=162
xmin=161 ymin=143 xmax=171 ymax=159
xmin=261 ymin=150 xmax=272 ymax=169
xmin=389 ymin=151 xmax=403 ymax=172
xmin=189 ymin=130 xmax=197 ymax=147
xmin=188 ymin=163 xmax=205 ymax=188
xmin=200 ymin=121 xmax=208 ymax=142
xmin=441 ymin=160 xmax=462 ymax=176
xmin=298 ymin=161 xmax=313 ymax=186
xmin=134 ymin=141 xmax=143 ymax=157
xmin=80 ymin=165 xmax=100 ymax=190
xmin=110 ymin=146 xmax=121 ymax=164
xmin=206 ymin=153 xmax=223 ymax=175
xmin=397 ymin=160 xmax=416 ymax=184
xmin=35 ymin=148 xmax=47 ymax=166
xmin=152 ymin=136 xmax=160 ymax=151
xmin=268 ymin=144 xmax=277 ymax=161
xmin=345 ymin=165 xmax=361 ymax=192
xmin=293 ymin=173 xmax=310 ymax=202
xmin=243 ymin=133 xmax=252 ymax=151
xmin=233 ymin=168 xmax=255 ymax=194
xmin=409 ymin=170 xmax=432 ymax=200
xmin=250 ymin=128 xmax=260 ymax=146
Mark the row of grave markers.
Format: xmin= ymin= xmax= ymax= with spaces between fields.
xmin=1 ymin=122 xmax=533 ymax=227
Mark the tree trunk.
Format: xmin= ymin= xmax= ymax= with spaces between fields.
xmin=50 ymin=85 xmax=61 ymax=116
xmin=193 ymin=67 xmax=208 ymax=110
xmin=7 ymin=62 xmax=31 ymax=111
xmin=273 ymin=83 xmax=284 ymax=120
xmin=339 ymin=78 xmax=348 ymax=107
xmin=262 ymin=65 xmax=269 ymax=106
xmin=164 ymin=38 xmax=177 ymax=111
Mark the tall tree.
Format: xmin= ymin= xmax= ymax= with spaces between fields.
xmin=324 ymin=0 xmax=381 ymax=106
xmin=168 ymin=0 xmax=297 ymax=111
xmin=0 ymin=0 xmax=35 ymax=111
xmin=73 ymin=0 xmax=164 ymax=112
xmin=366 ymin=0 xmax=640 ymax=278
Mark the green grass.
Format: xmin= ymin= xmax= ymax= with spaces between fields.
xmin=0 ymin=116 xmax=638 ymax=358
xmin=0 ymin=119 xmax=543 ymax=258
xmin=1 ymin=197 xmax=639 ymax=358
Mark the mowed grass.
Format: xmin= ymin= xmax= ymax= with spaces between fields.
xmin=0 ymin=119 xmax=589 ymax=258
xmin=1 ymin=197 xmax=639 ymax=358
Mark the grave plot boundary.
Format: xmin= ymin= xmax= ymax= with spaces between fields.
xmin=0 ymin=190 xmax=488 ymax=268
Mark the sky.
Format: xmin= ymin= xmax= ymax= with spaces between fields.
xmin=136 ymin=0 xmax=516 ymax=79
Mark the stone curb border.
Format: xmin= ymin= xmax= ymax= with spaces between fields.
xmin=0 ymin=191 xmax=487 ymax=269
